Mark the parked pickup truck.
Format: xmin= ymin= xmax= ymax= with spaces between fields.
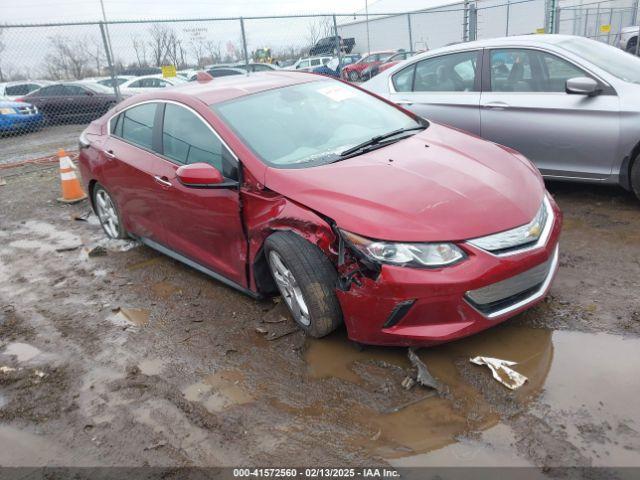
xmin=619 ymin=26 xmax=639 ymax=54
xmin=309 ymin=36 xmax=356 ymax=56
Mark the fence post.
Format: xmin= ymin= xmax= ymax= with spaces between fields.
xmin=555 ymin=7 xmax=561 ymax=33
xmin=98 ymin=21 xmax=120 ymax=101
xmin=607 ymin=8 xmax=614 ymax=43
xmin=463 ymin=0 xmax=469 ymax=42
xmin=584 ymin=8 xmax=590 ymax=36
xmin=469 ymin=3 xmax=478 ymax=41
xmin=239 ymin=17 xmax=249 ymax=67
xmin=506 ymin=0 xmax=511 ymax=36
xmin=407 ymin=13 xmax=413 ymax=51
xmin=332 ymin=15 xmax=342 ymax=71
xmin=633 ymin=0 xmax=639 ymax=26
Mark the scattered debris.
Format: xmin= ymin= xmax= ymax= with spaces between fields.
xmin=73 ymin=210 xmax=93 ymax=222
xmin=265 ymin=326 xmax=299 ymax=341
xmin=408 ymin=348 xmax=440 ymax=390
xmin=0 ymin=177 xmax=6 ymax=186
xmin=87 ymin=245 xmax=107 ymax=257
xmin=33 ymin=370 xmax=46 ymax=378
xmin=401 ymin=376 xmax=416 ymax=390
xmin=1 ymin=304 xmax=15 ymax=313
xmin=144 ymin=441 xmax=166 ymax=451
xmin=0 ymin=366 xmax=17 ymax=374
xmin=470 ymin=356 xmax=528 ymax=390
xmin=55 ymin=245 xmax=81 ymax=252
xmin=383 ymin=392 xmax=438 ymax=414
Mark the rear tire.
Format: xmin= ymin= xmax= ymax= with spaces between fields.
xmin=631 ymin=157 xmax=640 ymax=201
xmin=264 ymin=232 xmax=342 ymax=338
xmin=626 ymin=37 xmax=638 ymax=55
xmin=348 ymin=71 xmax=359 ymax=82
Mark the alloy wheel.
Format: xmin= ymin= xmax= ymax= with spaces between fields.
xmin=95 ymin=189 xmax=120 ymax=238
xmin=268 ymin=250 xmax=310 ymax=326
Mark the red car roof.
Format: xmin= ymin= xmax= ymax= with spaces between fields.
xmin=168 ymin=71 xmax=319 ymax=105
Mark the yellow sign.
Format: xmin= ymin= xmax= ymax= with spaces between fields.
xmin=161 ymin=65 xmax=177 ymax=78
xmin=600 ymin=24 xmax=611 ymax=33
xmin=535 ymin=28 xmax=546 ymax=34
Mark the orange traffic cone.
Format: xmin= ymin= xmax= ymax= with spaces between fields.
xmin=57 ymin=149 xmax=87 ymax=203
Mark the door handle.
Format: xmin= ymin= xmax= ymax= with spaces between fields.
xmin=482 ymin=101 xmax=510 ymax=110
xmin=396 ymin=99 xmax=413 ymax=106
xmin=104 ymin=149 xmax=116 ymax=159
xmin=154 ymin=175 xmax=172 ymax=187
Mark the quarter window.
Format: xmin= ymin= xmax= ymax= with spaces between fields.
xmin=113 ymin=103 xmax=157 ymax=150
xmin=413 ymin=51 xmax=478 ymax=92
xmin=162 ymin=103 xmax=237 ymax=179
xmin=392 ymin=64 xmax=416 ymax=92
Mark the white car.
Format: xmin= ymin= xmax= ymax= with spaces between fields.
xmin=287 ymin=56 xmax=332 ymax=72
xmin=618 ymin=26 xmax=639 ymax=53
xmin=0 ymin=81 xmax=51 ymax=101
xmin=118 ymin=75 xmax=186 ymax=96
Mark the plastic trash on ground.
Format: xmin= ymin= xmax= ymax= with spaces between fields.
xmin=470 ymin=356 xmax=528 ymax=390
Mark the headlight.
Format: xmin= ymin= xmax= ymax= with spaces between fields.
xmin=340 ymin=229 xmax=466 ymax=268
xmin=0 ymin=108 xmax=15 ymax=115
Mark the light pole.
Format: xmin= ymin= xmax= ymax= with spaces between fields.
xmin=365 ymin=0 xmax=371 ymax=55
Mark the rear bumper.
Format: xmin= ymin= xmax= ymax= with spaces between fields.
xmin=336 ymin=195 xmax=562 ymax=347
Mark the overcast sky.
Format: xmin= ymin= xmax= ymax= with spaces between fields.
xmin=0 ymin=0 xmax=381 ymax=23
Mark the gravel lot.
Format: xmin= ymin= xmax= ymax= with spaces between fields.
xmin=0 ymin=164 xmax=639 ymax=474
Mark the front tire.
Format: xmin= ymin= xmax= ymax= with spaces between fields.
xmin=264 ymin=232 xmax=342 ymax=338
xmin=93 ymin=183 xmax=127 ymax=239
xmin=631 ymin=157 xmax=640 ymax=201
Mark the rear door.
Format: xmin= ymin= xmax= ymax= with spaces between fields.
xmin=101 ymin=102 xmax=166 ymax=241
xmin=149 ymin=102 xmax=247 ymax=286
xmin=480 ymin=47 xmax=620 ymax=179
xmin=388 ymin=50 xmax=482 ymax=135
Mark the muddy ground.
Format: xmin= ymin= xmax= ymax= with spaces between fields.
xmin=0 ymin=164 xmax=639 ymax=475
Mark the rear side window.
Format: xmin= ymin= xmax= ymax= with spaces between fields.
xmin=6 ymin=84 xmax=35 ymax=96
xmin=162 ymin=103 xmax=237 ymax=179
xmin=113 ymin=103 xmax=157 ymax=150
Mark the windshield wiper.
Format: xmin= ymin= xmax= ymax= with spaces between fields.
xmin=339 ymin=125 xmax=426 ymax=157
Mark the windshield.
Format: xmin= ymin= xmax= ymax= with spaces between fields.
xmin=213 ymin=80 xmax=422 ymax=168
xmin=556 ymin=37 xmax=640 ymax=84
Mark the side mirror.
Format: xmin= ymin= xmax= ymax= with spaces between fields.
xmin=176 ymin=162 xmax=224 ymax=188
xmin=566 ymin=77 xmax=600 ymax=96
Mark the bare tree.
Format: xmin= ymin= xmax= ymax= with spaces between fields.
xmin=190 ymin=38 xmax=208 ymax=68
xmin=132 ymin=35 xmax=149 ymax=67
xmin=44 ymin=35 xmax=91 ymax=79
xmin=87 ymin=35 xmax=106 ymax=75
xmin=306 ymin=17 xmax=334 ymax=49
xmin=204 ymin=40 xmax=222 ymax=66
xmin=148 ymin=24 xmax=171 ymax=66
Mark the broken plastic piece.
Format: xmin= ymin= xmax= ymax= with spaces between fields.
xmin=470 ymin=356 xmax=528 ymax=390
xmin=408 ymin=348 xmax=440 ymax=390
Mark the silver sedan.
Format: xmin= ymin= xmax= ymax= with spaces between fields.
xmin=363 ymin=35 xmax=640 ymax=200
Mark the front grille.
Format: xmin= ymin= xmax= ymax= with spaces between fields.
xmin=465 ymin=246 xmax=558 ymax=317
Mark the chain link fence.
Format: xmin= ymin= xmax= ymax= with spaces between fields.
xmin=0 ymin=1 xmax=638 ymax=164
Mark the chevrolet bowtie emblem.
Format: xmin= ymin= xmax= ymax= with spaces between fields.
xmin=528 ymin=224 xmax=541 ymax=237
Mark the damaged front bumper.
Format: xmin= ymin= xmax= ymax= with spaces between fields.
xmin=336 ymin=198 xmax=562 ymax=347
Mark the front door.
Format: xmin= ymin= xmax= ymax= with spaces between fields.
xmin=150 ymin=102 xmax=247 ymax=287
xmin=388 ymin=50 xmax=482 ymax=135
xmin=480 ymin=47 xmax=620 ymax=180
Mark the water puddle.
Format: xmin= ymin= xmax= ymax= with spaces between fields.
xmin=1 ymin=342 xmax=43 ymax=363
xmin=138 ymin=358 xmax=165 ymax=376
xmin=151 ymin=281 xmax=182 ymax=299
xmin=303 ymin=325 xmax=640 ymax=464
xmin=110 ymin=308 xmax=150 ymax=327
xmin=127 ymin=257 xmax=161 ymax=271
xmin=182 ymin=369 xmax=253 ymax=413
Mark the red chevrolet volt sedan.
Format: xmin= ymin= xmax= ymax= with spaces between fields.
xmin=78 ymin=71 xmax=561 ymax=347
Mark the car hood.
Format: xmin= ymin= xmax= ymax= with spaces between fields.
xmin=263 ymin=123 xmax=545 ymax=242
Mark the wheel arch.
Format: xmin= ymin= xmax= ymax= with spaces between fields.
xmin=244 ymin=193 xmax=338 ymax=294
xmin=619 ymin=138 xmax=640 ymax=191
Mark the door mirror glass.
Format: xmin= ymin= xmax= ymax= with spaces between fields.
xmin=566 ymin=76 xmax=600 ymax=95
xmin=176 ymin=162 xmax=224 ymax=187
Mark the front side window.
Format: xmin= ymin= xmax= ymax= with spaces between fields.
xmin=65 ymin=85 xmax=86 ymax=95
xmin=162 ymin=103 xmax=237 ymax=179
xmin=114 ymin=103 xmax=157 ymax=150
xmin=413 ymin=51 xmax=478 ymax=92
xmin=213 ymin=80 xmax=422 ymax=168
xmin=491 ymin=48 xmax=586 ymax=92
